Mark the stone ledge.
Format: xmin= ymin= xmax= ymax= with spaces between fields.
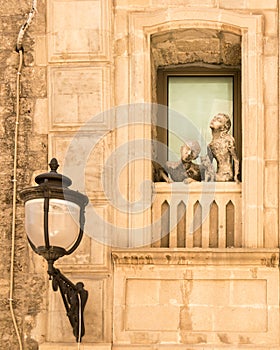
xmin=112 ymin=345 xmax=280 ymax=350
xmin=39 ymin=343 xmax=111 ymax=350
xmin=154 ymin=181 xmax=241 ymax=193
xmin=112 ymin=248 xmax=279 ymax=267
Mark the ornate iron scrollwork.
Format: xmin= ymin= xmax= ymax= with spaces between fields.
xmin=48 ymin=261 xmax=88 ymax=342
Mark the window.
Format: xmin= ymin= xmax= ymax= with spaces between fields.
xmin=156 ymin=66 xmax=241 ymax=172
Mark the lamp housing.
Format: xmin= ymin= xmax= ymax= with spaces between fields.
xmin=20 ymin=158 xmax=88 ymax=262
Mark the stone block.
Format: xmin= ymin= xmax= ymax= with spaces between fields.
xmin=230 ymin=279 xmax=267 ymax=305
xmin=264 ymin=106 xmax=278 ymax=160
xmin=264 ymin=56 xmax=278 ymax=105
xmin=54 ymin=93 xmax=78 ymax=123
xmin=58 ymin=234 xmax=91 ymax=265
xmin=263 ymin=11 xmax=278 ymax=35
xmin=159 ymin=279 xmax=183 ymax=304
xmin=264 ymin=161 xmax=278 ymax=208
xmin=84 ymin=138 xmax=106 ymax=189
xmin=219 ymin=0 xmax=246 ymax=9
xmin=126 ymin=279 xmax=160 ymax=305
xmin=83 ymin=204 xmax=112 ymax=256
xmin=49 ymin=66 xmax=111 ymax=128
xmin=126 ymin=279 xmax=183 ymax=305
xmin=183 ymin=305 xmax=213 ymax=331
xmin=49 ymin=132 xmax=108 ymax=191
xmin=35 ymin=35 xmax=47 ymax=66
xmin=247 ymin=0 xmax=277 ymax=9
xmin=48 ymin=0 xmax=110 ymax=61
xmin=116 ymin=0 xmax=150 ymax=6
xmin=184 ymin=279 xmax=267 ymax=332
xmin=151 ymin=0 xmax=215 ymax=5
xmin=213 ymin=306 xmax=267 ymax=332
xmin=112 ymin=347 xmax=150 ymax=350
xmin=264 ymin=36 xmax=278 ymax=56
xmin=115 ymin=57 xmax=129 ymax=105
xmin=189 ymin=279 xmax=229 ymax=306
xmin=125 ymin=305 xmax=180 ymax=331
xmin=264 ymin=208 xmax=278 ymax=248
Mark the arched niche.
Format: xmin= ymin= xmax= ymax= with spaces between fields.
xmin=124 ymin=9 xmax=264 ymax=247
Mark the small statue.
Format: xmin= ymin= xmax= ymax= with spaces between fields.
xmin=208 ymin=113 xmax=239 ymax=182
xmin=152 ymin=161 xmax=172 ymax=183
xmin=199 ymin=155 xmax=215 ymax=182
xmin=163 ymin=140 xmax=201 ymax=183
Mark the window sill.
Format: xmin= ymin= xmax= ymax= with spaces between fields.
xmin=153 ymin=181 xmax=241 ymax=193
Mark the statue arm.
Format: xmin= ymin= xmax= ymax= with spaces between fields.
xmin=228 ymin=138 xmax=240 ymax=183
xmin=207 ymin=145 xmax=214 ymax=162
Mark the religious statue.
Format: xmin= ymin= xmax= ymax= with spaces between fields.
xmin=208 ymin=113 xmax=239 ymax=182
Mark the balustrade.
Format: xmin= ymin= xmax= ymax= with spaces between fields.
xmin=151 ymin=182 xmax=242 ymax=248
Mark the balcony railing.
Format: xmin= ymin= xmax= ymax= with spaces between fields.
xmin=151 ymin=182 xmax=242 ymax=248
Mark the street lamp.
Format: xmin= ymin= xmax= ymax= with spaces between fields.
xmin=19 ymin=158 xmax=89 ymax=342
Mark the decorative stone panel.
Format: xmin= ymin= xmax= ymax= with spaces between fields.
xmin=125 ymin=279 xmax=267 ymax=333
xmin=112 ymin=249 xmax=279 ymax=348
xmin=49 ymin=66 xmax=111 ymax=129
xmin=48 ymin=0 xmax=111 ymax=62
xmin=48 ymin=131 xmax=113 ymax=192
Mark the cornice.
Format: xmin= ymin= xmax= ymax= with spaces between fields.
xmin=112 ymin=248 xmax=279 ymax=267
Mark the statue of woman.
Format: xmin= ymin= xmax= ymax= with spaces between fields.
xmin=208 ymin=113 xmax=239 ymax=182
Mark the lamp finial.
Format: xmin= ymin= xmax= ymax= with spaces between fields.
xmin=49 ymin=158 xmax=59 ymax=173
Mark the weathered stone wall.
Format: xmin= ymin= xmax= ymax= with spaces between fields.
xmin=0 ymin=1 xmax=48 ymax=349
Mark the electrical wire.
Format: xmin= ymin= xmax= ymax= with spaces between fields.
xmin=9 ymin=1 xmax=37 ymax=349
xmin=77 ymin=293 xmax=82 ymax=349
xmin=16 ymin=0 xmax=37 ymax=52
xmin=9 ymin=48 xmax=23 ymax=350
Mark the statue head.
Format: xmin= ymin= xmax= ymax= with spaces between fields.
xmin=210 ymin=113 xmax=231 ymax=132
xmin=180 ymin=140 xmax=201 ymax=162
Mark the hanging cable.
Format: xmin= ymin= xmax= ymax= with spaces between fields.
xmin=16 ymin=0 xmax=37 ymax=52
xmin=9 ymin=48 xmax=23 ymax=350
xmin=9 ymin=1 xmax=37 ymax=349
xmin=77 ymin=293 xmax=82 ymax=350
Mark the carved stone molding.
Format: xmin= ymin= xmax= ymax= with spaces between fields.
xmin=112 ymin=249 xmax=279 ymax=267
xmin=40 ymin=344 xmax=111 ymax=350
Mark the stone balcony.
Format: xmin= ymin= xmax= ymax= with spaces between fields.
xmin=151 ymin=182 xmax=242 ymax=249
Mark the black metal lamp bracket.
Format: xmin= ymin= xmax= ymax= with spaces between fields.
xmin=47 ymin=261 xmax=88 ymax=342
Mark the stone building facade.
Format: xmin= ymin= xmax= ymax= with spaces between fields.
xmin=1 ymin=0 xmax=280 ymax=349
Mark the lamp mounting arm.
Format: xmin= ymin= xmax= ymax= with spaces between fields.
xmin=47 ymin=260 xmax=88 ymax=342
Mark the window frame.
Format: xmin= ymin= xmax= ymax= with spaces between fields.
xmin=156 ymin=65 xmax=242 ymax=174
